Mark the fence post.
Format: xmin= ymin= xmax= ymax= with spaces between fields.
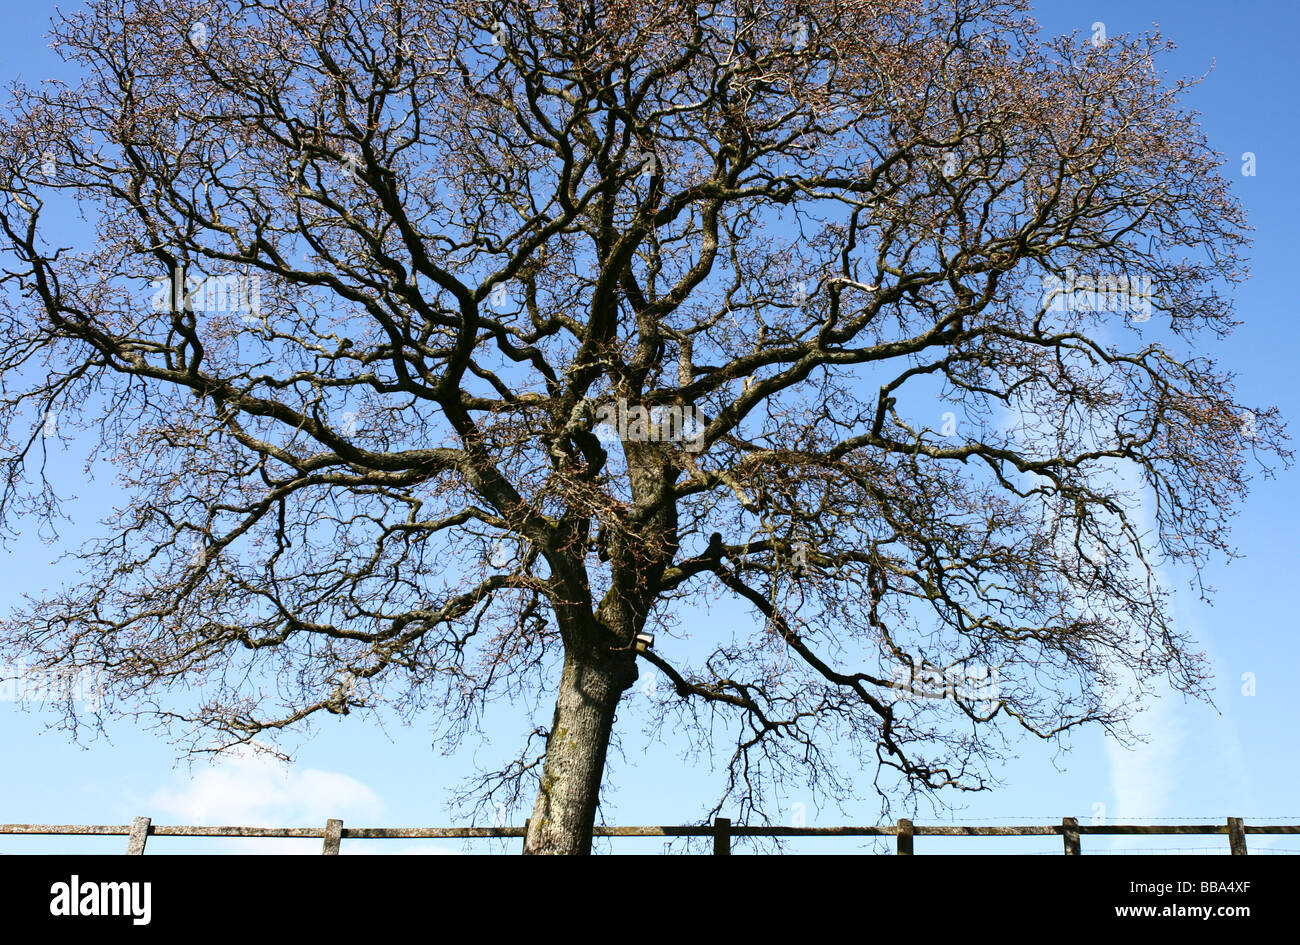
xmin=712 ymin=817 xmax=731 ymax=855
xmin=897 ymin=818 xmax=914 ymax=855
xmin=1227 ymin=817 xmax=1247 ymax=855
xmin=322 ymin=818 xmax=343 ymax=855
xmin=125 ymin=816 xmax=151 ymax=855
xmin=1062 ymin=817 xmax=1080 ymax=855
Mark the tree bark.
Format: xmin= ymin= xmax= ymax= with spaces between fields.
xmin=523 ymin=648 xmax=634 ymax=854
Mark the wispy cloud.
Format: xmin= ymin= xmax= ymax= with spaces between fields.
xmin=1103 ymin=692 xmax=1187 ymax=821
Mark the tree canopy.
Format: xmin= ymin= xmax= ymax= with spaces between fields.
xmin=0 ymin=0 xmax=1286 ymax=852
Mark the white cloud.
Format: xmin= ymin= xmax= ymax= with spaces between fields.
xmin=149 ymin=745 xmax=382 ymax=827
xmin=1097 ymin=474 xmax=1250 ymax=845
xmin=1103 ymin=691 xmax=1187 ymax=821
xmin=145 ymin=746 xmax=460 ymax=854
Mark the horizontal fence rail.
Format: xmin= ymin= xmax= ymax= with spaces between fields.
xmin=2 ymin=816 xmax=1297 ymax=854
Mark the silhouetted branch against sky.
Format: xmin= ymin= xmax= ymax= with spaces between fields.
xmin=0 ymin=0 xmax=1287 ymax=853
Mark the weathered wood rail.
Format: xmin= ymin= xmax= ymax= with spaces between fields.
xmin=2 ymin=816 xmax=1294 ymax=854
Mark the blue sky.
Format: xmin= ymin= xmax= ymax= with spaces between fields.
xmin=1 ymin=0 xmax=1297 ymax=855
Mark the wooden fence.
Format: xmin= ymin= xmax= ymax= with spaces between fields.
xmin=2 ymin=816 xmax=1296 ymax=854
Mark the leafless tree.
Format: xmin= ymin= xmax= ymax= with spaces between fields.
xmin=0 ymin=0 xmax=1286 ymax=853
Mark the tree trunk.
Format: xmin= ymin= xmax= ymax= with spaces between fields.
xmin=523 ymin=649 xmax=633 ymax=854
